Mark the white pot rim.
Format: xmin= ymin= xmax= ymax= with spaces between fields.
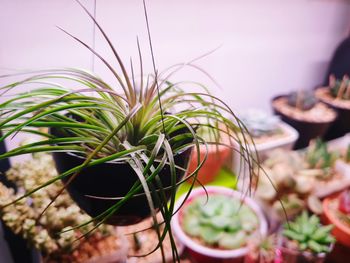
xmin=252 ymin=122 xmax=299 ymax=152
xmin=171 ymin=186 xmax=268 ymax=259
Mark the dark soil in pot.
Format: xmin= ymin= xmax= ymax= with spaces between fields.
xmin=272 ymin=95 xmax=336 ymax=149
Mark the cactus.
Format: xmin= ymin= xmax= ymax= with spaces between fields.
xmin=329 ymin=75 xmax=350 ymax=100
xmin=240 ymin=110 xmax=281 ymax=137
xmin=182 ymin=194 xmax=259 ymax=249
xmin=283 ymin=211 xmax=335 ymax=254
xmin=287 ymin=90 xmax=317 ymax=111
xmin=305 ymin=139 xmax=338 ymax=170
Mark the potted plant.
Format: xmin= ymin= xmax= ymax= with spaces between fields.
xmin=238 ymin=109 xmax=298 ymax=159
xmin=323 ymin=189 xmax=350 ymax=247
xmin=272 ymin=90 xmax=336 ymax=149
xmin=119 ymin=213 xmax=184 ymax=263
xmin=186 ymin=127 xmax=231 ymax=185
xmin=0 ymin=153 xmax=128 ymax=263
xmin=245 ymin=234 xmax=277 ymax=263
xmin=0 ymin=1 xmax=255 ymax=262
xmin=278 ymin=211 xmax=335 ymax=263
xmin=171 ymin=186 xmax=268 ymax=263
xmin=316 ymin=75 xmax=350 ymax=140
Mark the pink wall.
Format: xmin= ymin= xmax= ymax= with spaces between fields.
xmin=1 ymin=0 xmax=350 ymax=159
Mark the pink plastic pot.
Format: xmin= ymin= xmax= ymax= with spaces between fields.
xmin=172 ymin=186 xmax=268 ymax=263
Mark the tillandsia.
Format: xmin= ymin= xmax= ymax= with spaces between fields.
xmin=0 ymin=0 xmax=256 ymax=262
xmin=329 ymin=74 xmax=350 ymax=100
xmin=287 ymin=90 xmax=318 ymax=111
xmin=283 ymin=211 xmax=335 ymax=254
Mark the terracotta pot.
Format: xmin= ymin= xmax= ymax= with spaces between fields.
xmin=187 ymin=144 xmax=230 ymax=185
xmin=171 ymin=186 xmax=268 ymax=263
xmin=271 ymin=95 xmax=334 ymax=149
xmin=322 ymin=195 xmax=350 ymax=247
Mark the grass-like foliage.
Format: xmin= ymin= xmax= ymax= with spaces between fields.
xmin=0 ymin=0 xmax=256 ymax=262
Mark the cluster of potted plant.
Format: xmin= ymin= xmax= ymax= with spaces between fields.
xmin=0 ymin=1 xmax=256 ymax=262
xmin=271 ymin=74 xmax=350 ymax=148
xmin=254 ymin=138 xmax=350 ymax=226
xmin=0 ymin=153 xmax=128 ymax=263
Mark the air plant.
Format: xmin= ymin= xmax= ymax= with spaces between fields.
xmin=329 ymin=74 xmax=350 ymax=100
xmin=283 ymin=211 xmax=335 ymax=254
xmin=0 ymin=1 xmax=255 ymax=262
xmin=287 ymin=90 xmax=318 ymax=111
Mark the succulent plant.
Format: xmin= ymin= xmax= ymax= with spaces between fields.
xmin=283 ymin=211 xmax=335 ymax=254
xmin=329 ymin=75 xmax=350 ymax=100
xmin=272 ymin=194 xmax=304 ymax=218
xmin=247 ymin=234 xmax=277 ymax=263
xmin=305 ymin=139 xmax=338 ymax=171
xmin=181 ymin=194 xmax=259 ymax=249
xmin=287 ymin=90 xmax=318 ymax=111
xmin=240 ymin=109 xmax=281 ymax=138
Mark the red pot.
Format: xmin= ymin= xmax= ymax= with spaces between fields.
xmin=187 ymin=144 xmax=230 ymax=185
xmin=323 ymin=195 xmax=350 ymax=247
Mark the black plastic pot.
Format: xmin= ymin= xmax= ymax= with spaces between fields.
xmin=320 ymin=101 xmax=350 ymax=141
xmin=272 ymin=96 xmax=334 ymax=149
xmin=52 ymin=148 xmax=191 ymax=226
